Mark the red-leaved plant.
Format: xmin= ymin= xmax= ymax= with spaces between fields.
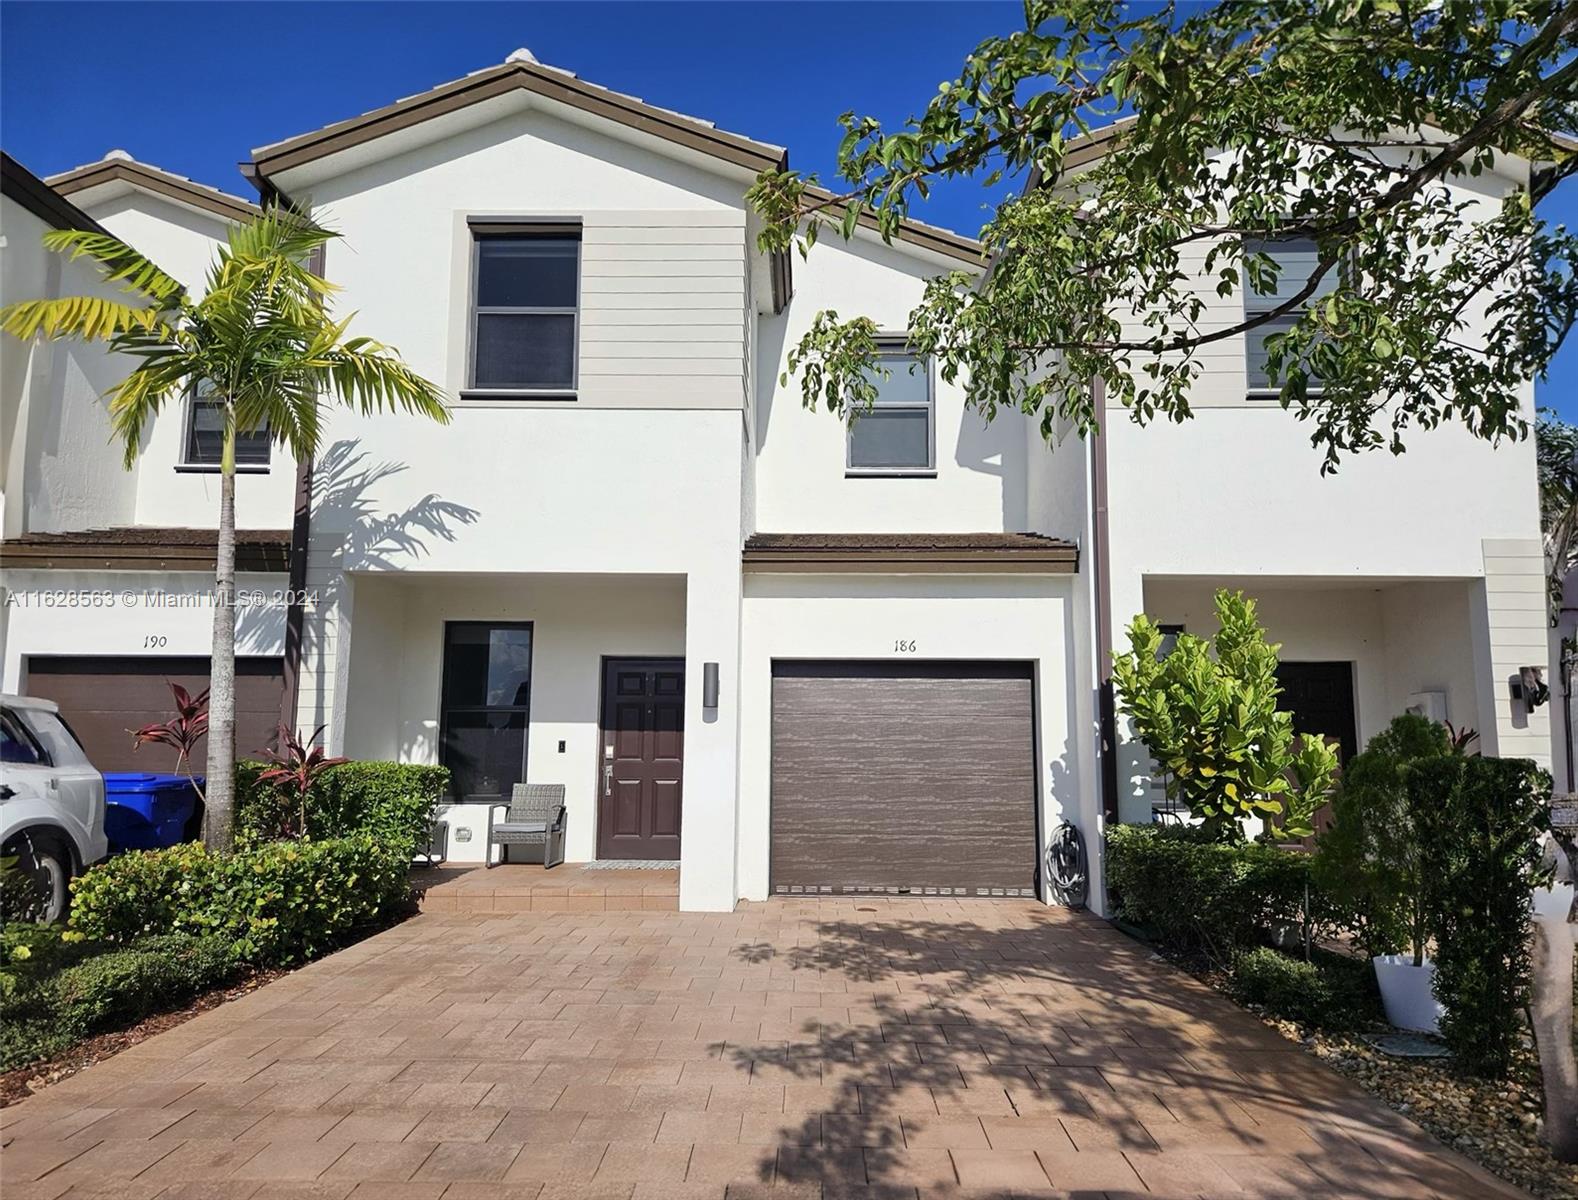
xmin=132 ymin=682 xmax=209 ymax=803
xmin=257 ymin=725 xmax=348 ymax=840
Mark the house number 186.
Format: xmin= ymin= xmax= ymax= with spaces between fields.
xmin=893 ymin=639 xmax=917 ymax=653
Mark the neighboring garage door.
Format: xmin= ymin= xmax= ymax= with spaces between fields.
xmin=25 ymin=657 xmax=286 ymax=773
xmin=771 ymin=660 xmax=1037 ymax=896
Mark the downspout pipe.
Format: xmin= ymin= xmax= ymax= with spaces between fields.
xmin=1090 ymin=378 xmax=1121 ymax=826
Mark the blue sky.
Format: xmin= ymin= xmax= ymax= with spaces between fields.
xmin=3 ymin=0 xmax=1573 ymax=418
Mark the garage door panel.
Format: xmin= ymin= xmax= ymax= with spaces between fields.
xmin=771 ymin=661 xmax=1037 ymax=896
xmin=25 ymin=657 xmax=285 ymax=773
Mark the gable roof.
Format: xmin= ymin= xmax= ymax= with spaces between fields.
xmin=0 ymin=151 xmax=109 ymax=235
xmin=50 ymin=151 xmax=260 ymax=223
xmin=250 ymin=56 xmax=788 ymax=180
xmin=247 ymin=53 xmax=985 ymax=270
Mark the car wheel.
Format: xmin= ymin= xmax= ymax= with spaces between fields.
xmin=2 ymin=833 xmax=72 ymax=924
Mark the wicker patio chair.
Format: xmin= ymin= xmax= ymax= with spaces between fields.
xmin=485 ymin=784 xmax=567 ymax=869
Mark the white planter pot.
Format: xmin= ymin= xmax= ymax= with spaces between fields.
xmin=1373 ymin=954 xmax=1445 ymax=1034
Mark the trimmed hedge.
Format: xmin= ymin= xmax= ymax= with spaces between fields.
xmin=1409 ymin=754 xmax=1551 ymax=1077
xmin=69 ymin=835 xmax=411 ymax=966
xmin=0 ymin=932 xmax=236 ymax=1070
xmin=1105 ymin=823 xmax=1322 ymax=964
xmin=1228 ymin=946 xmax=1381 ymax=1031
xmin=235 ymin=761 xmax=446 ymax=851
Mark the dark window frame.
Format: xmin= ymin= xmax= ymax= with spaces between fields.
xmin=464 ymin=220 xmax=582 ymax=399
xmin=845 ymin=337 xmax=936 ymax=476
xmin=1241 ymin=234 xmax=1329 ymax=401
xmin=179 ymin=383 xmax=271 ymax=472
xmin=437 ymin=620 xmax=535 ymax=804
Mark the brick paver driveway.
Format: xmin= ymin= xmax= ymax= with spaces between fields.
xmin=1 ymin=898 xmax=1523 ymax=1199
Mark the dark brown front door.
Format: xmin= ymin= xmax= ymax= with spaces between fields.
xmin=597 ymin=658 xmax=684 ymax=860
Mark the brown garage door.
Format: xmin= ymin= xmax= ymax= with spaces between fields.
xmin=25 ymin=656 xmax=285 ymax=773
xmin=771 ymin=661 xmax=1037 ymax=896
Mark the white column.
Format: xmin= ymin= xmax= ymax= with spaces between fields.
xmin=679 ymin=563 xmax=744 ymax=911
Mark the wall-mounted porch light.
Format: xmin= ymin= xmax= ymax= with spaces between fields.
xmin=703 ymin=662 xmax=720 ymax=709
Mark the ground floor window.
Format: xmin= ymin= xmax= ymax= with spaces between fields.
xmin=439 ymin=621 xmax=533 ymax=802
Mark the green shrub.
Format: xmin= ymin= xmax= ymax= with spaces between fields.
xmin=236 ymin=760 xmax=445 ymax=851
xmin=1229 ymin=946 xmax=1381 ymax=1030
xmin=70 ymin=835 xmax=411 ymax=966
xmin=0 ymin=933 xmax=236 ymax=1070
xmin=1313 ymin=714 xmax=1456 ymax=961
xmin=1111 ymin=590 xmax=1338 ymax=840
xmin=1105 ymin=823 xmax=1320 ymax=963
xmin=1409 ymin=754 xmax=1552 ymax=1077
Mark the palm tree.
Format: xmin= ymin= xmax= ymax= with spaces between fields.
xmin=0 ymin=210 xmax=449 ymax=850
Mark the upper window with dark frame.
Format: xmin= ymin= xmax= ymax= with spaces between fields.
xmin=1241 ymin=235 xmax=1331 ymax=399
xmin=182 ymin=383 xmax=270 ymax=469
xmin=468 ymin=225 xmax=581 ymax=394
xmin=846 ymin=341 xmax=935 ymax=474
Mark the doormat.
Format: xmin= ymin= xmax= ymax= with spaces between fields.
xmin=583 ymin=860 xmax=679 ymax=870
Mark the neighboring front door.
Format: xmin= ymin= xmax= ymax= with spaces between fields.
xmin=597 ymin=658 xmax=684 ymax=860
xmin=1276 ymin=660 xmax=1359 ymax=764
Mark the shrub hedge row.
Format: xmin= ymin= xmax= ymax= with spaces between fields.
xmin=235 ymin=760 xmax=446 ymax=851
xmin=0 ymin=932 xmax=236 ymax=1070
xmin=1103 ymin=823 xmax=1323 ymax=962
xmin=68 ymin=834 xmax=412 ymax=966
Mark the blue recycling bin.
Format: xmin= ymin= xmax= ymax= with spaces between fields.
xmin=103 ymin=773 xmax=203 ymax=851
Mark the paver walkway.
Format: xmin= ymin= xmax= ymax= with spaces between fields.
xmin=0 ymin=899 xmax=1525 ymax=1199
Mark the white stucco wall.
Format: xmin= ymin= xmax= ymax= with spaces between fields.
xmin=72 ymin=190 xmax=297 ymax=531
xmin=0 ymin=568 xmax=287 ymax=693
xmin=1 ymin=197 xmax=139 ymax=537
xmin=341 ymin=572 xmax=685 ymax=865
xmin=737 ymin=571 xmax=1087 ymax=904
xmin=754 ymin=235 xmax=1024 ymax=535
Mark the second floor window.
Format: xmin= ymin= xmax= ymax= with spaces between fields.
xmin=183 ymin=385 xmax=270 ymax=468
xmin=847 ymin=342 xmax=935 ymax=474
xmin=468 ymin=224 xmax=580 ymax=394
xmin=1242 ymin=235 xmax=1330 ymax=399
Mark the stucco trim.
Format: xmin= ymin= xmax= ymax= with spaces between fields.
xmin=801 ymin=185 xmax=985 ymax=267
xmin=2 ymin=528 xmax=290 ymax=572
xmin=743 ymin=533 xmax=1078 ymax=574
xmin=250 ymin=61 xmax=788 ymax=179
xmin=0 ymin=153 xmax=109 ymax=236
xmin=49 ymin=159 xmax=260 ymax=223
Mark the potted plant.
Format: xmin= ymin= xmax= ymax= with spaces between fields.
xmin=1313 ymin=713 xmax=1470 ymax=1032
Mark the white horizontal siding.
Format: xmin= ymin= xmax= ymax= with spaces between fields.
xmin=557 ymin=213 xmax=750 ymax=408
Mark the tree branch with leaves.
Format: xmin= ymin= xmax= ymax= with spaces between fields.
xmin=752 ymin=0 xmax=1578 ymax=473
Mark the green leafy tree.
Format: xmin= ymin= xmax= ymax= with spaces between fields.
xmin=751 ymin=0 xmax=1578 ymax=473
xmin=1538 ymin=410 xmax=1578 ymax=618
xmin=1112 ymin=589 xmax=1338 ymax=840
xmin=1312 ymin=713 xmax=1458 ymax=963
xmin=0 ymin=211 xmax=449 ymax=851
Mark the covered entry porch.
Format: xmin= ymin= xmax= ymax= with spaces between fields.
xmin=1122 ymin=573 xmax=1546 ymax=823
xmin=335 ymin=571 xmax=694 ymax=868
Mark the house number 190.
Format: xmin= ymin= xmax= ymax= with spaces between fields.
xmin=893 ymin=639 xmax=917 ymax=653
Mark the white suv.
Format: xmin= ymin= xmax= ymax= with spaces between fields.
xmin=1 ymin=695 xmax=108 ymax=922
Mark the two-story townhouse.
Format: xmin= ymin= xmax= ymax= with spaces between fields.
xmin=0 ymin=152 xmax=298 ymax=773
xmin=5 ymin=53 xmax=1552 ymax=914
xmin=1033 ymin=129 xmax=1553 ymax=881
xmin=240 ymin=52 xmax=1093 ymax=911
